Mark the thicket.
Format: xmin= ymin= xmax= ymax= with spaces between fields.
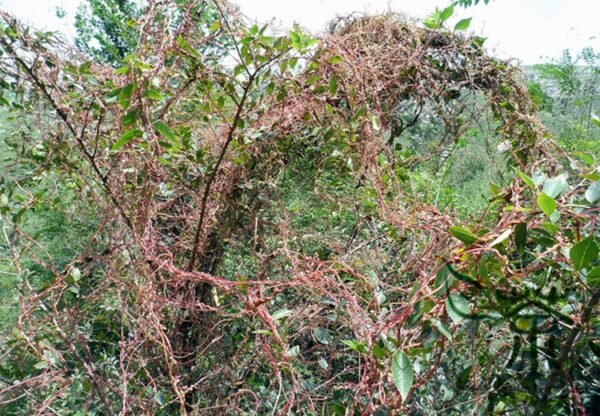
xmin=0 ymin=1 xmax=598 ymax=415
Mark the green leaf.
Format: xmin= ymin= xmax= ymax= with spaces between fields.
xmin=516 ymin=318 xmax=532 ymax=331
xmin=114 ymin=66 xmax=129 ymax=75
xmin=391 ymin=351 xmax=413 ymax=401
xmin=423 ymin=17 xmax=440 ymax=29
xmin=489 ymin=228 xmax=512 ymax=247
xmin=432 ymin=319 xmax=452 ymax=340
xmin=209 ymin=20 xmax=221 ymax=33
xmin=446 ymin=293 xmax=471 ymax=324
xmin=540 ymin=222 xmax=558 ymax=236
xmin=434 ymin=265 xmax=455 ymax=296
xmin=234 ymin=64 xmax=246 ymax=77
xmin=488 ymin=182 xmax=501 ymax=196
xmin=328 ymin=55 xmax=343 ymax=65
xmin=446 ymin=265 xmax=482 ymax=288
xmin=289 ymin=30 xmax=301 ymax=48
xmin=118 ymin=82 xmax=136 ymax=109
xmin=456 ymin=364 xmax=472 ymax=389
xmin=543 ymin=174 xmax=568 ymax=198
xmin=454 ymin=18 xmax=472 ymax=31
xmin=111 ymin=129 xmax=143 ymax=150
xmin=154 ymin=121 xmax=177 ymax=142
xmin=516 ymin=170 xmax=535 ymax=189
xmin=341 ymin=339 xmax=368 ymax=354
xmin=440 ymin=5 xmax=455 ymax=21
xmin=471 ymin=36 xmax=486 ymax=49
xmin=537 ymin=192 xmax=556 ymax=217
xmin=176 ymin=35 xmax=199 ymax=57
xmin=288 ymin=345 xmax=300 ymax=357
xmin=33 ymin=360 xmax=48 ymax=370
xmin=155 ymin=390 xmax=165 ymax=405
xmin=449 ymin=226 xmax=479 ymax=245
xmin=582 ymin=173 xmax=600 ymax=181
xmin=252 ymin=329 xmax=272 ymax=335
xmin=373 ymin=343 xmax=386 ymax=360
xmin=328 ymin=74 xmax=338 ymax=95
xmin=314 ymin=327 xmax=333 ymax=345
xmin=585 ymin=181 xmax=600 ymax=204
xmin=573 ymin=152 xmax=594 ymax=166
xmin=122 ymin=108 xmax=139 ymax=127
xmin=570 ymin=237 xmax=598 ymax=271
xmin=272 ymin=308 xmax=292 ymax=320
xmin=587 ymin=267 xmax=600 ymax=288
xmin=514 ymin=223 xmax=527 ymax=256
xmin=143 ymin=89 xmax=163 ymax=101
xmin=106 ymin=87 xmax=121 ymax=103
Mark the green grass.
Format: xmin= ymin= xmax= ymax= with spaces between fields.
xmin=0 ymin=108 xmax=19 ymax=330
xmin=0 ymin=259 xmax=18 ymax=329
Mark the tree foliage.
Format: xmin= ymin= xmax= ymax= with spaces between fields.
xmin=454 ymin=0 xmax=492 ymax=7
xmin=74 ymin=0 xmax=140 ymax=66
xmin=532 ymin=48 xmax=600 ymax=155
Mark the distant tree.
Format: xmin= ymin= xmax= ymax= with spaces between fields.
xmin=533 ymin=48 xmax=600 ymax=153
xmin=74 ymin=0 xmax=228 ymax=67
xmin=454 ymin=0 xmax=492 ymax=6
xmin=527 ymin=79 xmax=554 ymax=112
xmin=74 ymin=0 xmax=140 ymax=66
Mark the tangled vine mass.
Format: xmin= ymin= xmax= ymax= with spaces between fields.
xmin=0 ymin=1 xmax=598 ymax=415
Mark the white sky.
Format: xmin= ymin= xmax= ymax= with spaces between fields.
xmin=0 ymin=0 xmax=598 ymax=64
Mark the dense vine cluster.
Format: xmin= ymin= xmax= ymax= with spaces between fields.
xmin=0 ymin=2 xmax=598 ymax=415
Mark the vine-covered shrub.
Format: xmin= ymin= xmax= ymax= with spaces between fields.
xmin=0 ymin=2 xmax=598 ymax=415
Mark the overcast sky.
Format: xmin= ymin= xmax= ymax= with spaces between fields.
xmin=0 ymin=0 xmax=598 ymax=64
